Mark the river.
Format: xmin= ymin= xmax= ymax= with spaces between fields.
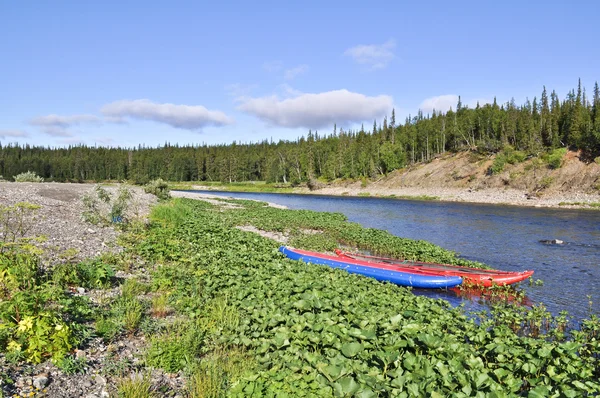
xmin=190 ymin=191 xmax=600 ymax=321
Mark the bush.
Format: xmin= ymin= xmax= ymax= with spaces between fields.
xmin=544 ymin=148 xmax=567 ymax=169
xmin=82 ymin=185 xmax=133 ymax=225
xmin=13 ymin=171 xmax=44 ymax=183
xmin=144 ymin=179 xmax=170 ymax=200
xmin=0 ymin=202 xmax=41 ymax=250
xmin=489 ymin=154 xmax=506 ymax=175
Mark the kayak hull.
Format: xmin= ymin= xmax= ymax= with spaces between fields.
xmin=336 ymin=250 xmax=533 ymax=287
xmin=279 ymin=246 xmax=462 ymax=289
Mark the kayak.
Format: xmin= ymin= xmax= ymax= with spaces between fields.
xmin=279 ymin=246 xmax=463 ymax=289
xmin=335 ymin=250 xmax=534 ymax=287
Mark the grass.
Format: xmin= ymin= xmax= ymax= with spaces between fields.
xmin=558 ymin=202 xmax=600 ymax=208
xmin=171 ymin=180 xmax=296 ymax=193
xmin=117 ymin=372 xmax=154 ymax=398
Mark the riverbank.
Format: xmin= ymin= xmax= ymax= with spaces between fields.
xmin=177 ymin=150 xmax=600 ymax=209
xmin=1 ymin=184 xmax=599 ymax=396
xmin=180 ymin=183 xmax=600 ymax=209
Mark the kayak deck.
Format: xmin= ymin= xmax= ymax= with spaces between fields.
xmin=336 ymin=250 xmax=533 ymax=287
xmin=279 ymin=246 xmax=463 ymax=289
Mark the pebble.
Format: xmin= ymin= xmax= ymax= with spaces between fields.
xmin=77 ymin=287 xmax=86 ymax=294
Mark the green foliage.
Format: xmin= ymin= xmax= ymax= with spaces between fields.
xmin=187 ymin=348 xmax=255 ymax=398
xmin=0 ymin=250 xmax=89 ymax=364
xmin=149 ymin=199 xmax=192 ymax=228
xmin=489 ymin=146 xmax=527 ymax=175
xmin=55 ymin=355 xmax=87 ymax=374
xmin=53 ymin=258 xmax=115 ymax=289
xmin=82 ymin=184 xmax=133 ymax=225
xmin=117 ymin=372 xmax=155 ymax=398
xmin=125 ymin=198 xmax=600 ymax=396
xmin=145 ymin=322 xmax=204 ymax=372
xmin=543 ymin=147 xmax=568 ymax=169
xmin=121 ymin=278 xmax=150 ymax=299
xmin=0 ymin=202 xmax=41 ymax=251
xmin=144 ymin=178 xmax=171 ymax=200
xmin=13 ymin=170 xmax=43 ymax=182
xmin=2 ymin=80 xmax=600 ymax=184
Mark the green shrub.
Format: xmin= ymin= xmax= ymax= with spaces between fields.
xmin=544 ymin=148 xmax=567 ymax=169
xmin=144 ymin=178 xmax=170 ymax=200
xmin=0 ymin=251 xmax=82 ymax=363
xmin=13 ymin=171 xmax=44 ymax=182
xmin=95 ymin=316 xmax=121 ymax=342
xmin=82 ymin=185 xmax=133 ymax=225
xmin=0 ymin=202 xmax=41 ymax=250
xmin=490 ymin=154 xmax=506 ymax=174
xmin=53 ymin=259 xmax=115 ymax=289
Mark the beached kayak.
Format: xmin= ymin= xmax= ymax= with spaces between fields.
xmin=279 ymin=246 xmax=463 ymax=289
xmin=335 ymin=250 xmax=534 ymax=287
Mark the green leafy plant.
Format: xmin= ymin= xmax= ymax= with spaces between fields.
xmin=145 ymin=322 xmax=204 ymax=372
xmin=144 ymin=178 xmax=171 ymax=200
xmin=0 ymin=202 xmax=41 ymax=252
xmin=543 ymin=147 xmax=567 ymax=169
xmin=13 ymin=171 xmax=44 ymax=182
xmin=82 ymin=184 xmax=133 ymax=225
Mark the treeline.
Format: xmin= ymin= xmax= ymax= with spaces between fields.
xmin=1 ymin=80 xmax=599 ymax=184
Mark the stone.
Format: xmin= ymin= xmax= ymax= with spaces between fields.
xmin=77 ymin=287 xmax=86 ymax=294
xmin=32 ymin=375 xmax=49 ymax=390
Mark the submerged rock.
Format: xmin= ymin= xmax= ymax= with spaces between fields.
xmin=539 ymin=239 xmax=565 ymax=245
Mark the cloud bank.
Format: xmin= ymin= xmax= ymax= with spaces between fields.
xmin=419 ymin=95 xmax=492 ymax=114
xmin=101 ymin=99 xmax=234 ymax=130
xmin=238 ymin=89 xmax=393 ymax=129
xmin=344 ymin=39 xmax=396 ymax=70
xmin=0 ymin=129 xmax=29 ymax=139
xmin=29 ymin=114 xmax=101 ymax=136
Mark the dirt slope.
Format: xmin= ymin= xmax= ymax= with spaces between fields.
xmin=312 ymin=151 xmax=600 ymax=208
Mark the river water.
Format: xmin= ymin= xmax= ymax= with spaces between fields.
xmin=191 ymin=191 xmax=600 ymax=321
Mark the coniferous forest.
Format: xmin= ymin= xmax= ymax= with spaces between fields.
xmin=2 ymin=81 xmax=600 ymax=184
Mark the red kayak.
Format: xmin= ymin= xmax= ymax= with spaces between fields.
xmin=335 ymin=250 xmax=534 ymax=287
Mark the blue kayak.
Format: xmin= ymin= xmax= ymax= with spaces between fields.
xmin=279 ymin=246 xmax=463 ymax=289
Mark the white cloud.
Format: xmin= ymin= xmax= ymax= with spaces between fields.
xmin=419 ymin=95 xmax=459 ymax=113
xmin=344 ymin=39 xmax=396 ymax=70
xmin=101 ymin=99 xmax=233 ymax=130
xmin=419 ymin=95 xmax=493 ymax=114
xmin=0 ymin=129 xmax=29 ymax=139
xmin=238 ymin=89 xmax=393 ymax=129
xmin=284 ymin=64 xmax=309 ymax=80
xmin=29 ymin=114 xmax=101 ymax=136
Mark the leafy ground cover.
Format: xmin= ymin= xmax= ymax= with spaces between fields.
xmin=133 ymin=198 xmax=599 ymax=396
xmin=1 ymin=197 xmax=599 ymax=396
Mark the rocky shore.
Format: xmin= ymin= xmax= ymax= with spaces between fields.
xmin=0 ymin=182 xmax=165 ymax=398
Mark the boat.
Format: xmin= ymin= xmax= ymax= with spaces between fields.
xmin=279 ymin=246 xmax=463 ymax=289
xmin=335 ymin=250 xmax=534 ymax=287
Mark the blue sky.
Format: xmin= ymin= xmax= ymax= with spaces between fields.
xmin=1 ymin=0 xmax=598 ymax=148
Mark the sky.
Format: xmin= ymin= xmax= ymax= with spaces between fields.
xmin=1 ymin=0 xmax=599 ymax=148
